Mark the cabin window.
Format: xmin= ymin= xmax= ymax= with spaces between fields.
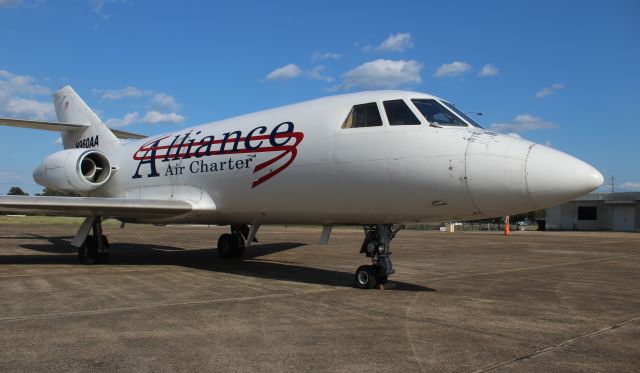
xmin=578 ymin=206 xmax=597 ymax=220
xmin=411 ymin=99 xmax=466 ymax=127
xmin=383 ymin=100 xmax=420 ymax=126
xmin=342 ymin=103 xmax=383 ymax=128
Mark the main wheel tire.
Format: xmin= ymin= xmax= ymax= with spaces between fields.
xmin=231 ymin=244 xmax=245 ymax=258
xmin=79 ymin=236 xmax=98 ymax=265
xmin=218 ymin=234 xmax=236 ymax=258
xmin=373 ymin=264 xmax=388 ymax=284
xmin=354 ymin=265 xmax=378 ymax=289
xmin=96 ymin=235 xmax=110 ymax=264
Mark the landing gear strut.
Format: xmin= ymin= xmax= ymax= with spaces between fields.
xmin=78 ymin=217 xmax=110 ymax=265
xmin=218 ymin=225 xmax=258 ymax=259
xmin=354 ymin=224 xmax=402 ymax=289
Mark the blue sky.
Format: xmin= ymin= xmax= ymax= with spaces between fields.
xmin=0 ymin=0 xmax=638 ymax=194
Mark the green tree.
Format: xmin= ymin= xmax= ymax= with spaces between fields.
xmin=7 ymin=186 xmax=28 ymax=196
xmin=35 ymin=187 xmax=79 ymax=197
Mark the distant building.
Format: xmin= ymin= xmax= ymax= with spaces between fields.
xmin=546 ymin=192 xmax=639 ymax=232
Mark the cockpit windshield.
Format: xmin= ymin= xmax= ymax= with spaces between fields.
xmin=411 ymin=98 xmax=485 ymax=129
xmin=441 ymin=101 xmax=485 ymax=129
xmin=411 ymin=99 xmax=466 ymax=127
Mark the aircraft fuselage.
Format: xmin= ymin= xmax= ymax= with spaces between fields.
xmin=85 ymin=91 xmax=601 ymax=225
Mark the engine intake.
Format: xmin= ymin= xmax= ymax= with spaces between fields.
xmin=33 ymin=149 xmax=113 ymax=192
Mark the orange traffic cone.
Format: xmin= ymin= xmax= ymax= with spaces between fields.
xmin=504 ymin=216 xmax=511 ymax=236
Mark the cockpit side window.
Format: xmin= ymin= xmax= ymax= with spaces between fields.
xmin=383 ymin=100 xmax=420 ymax=126
xmin=411 ymin=99 xmax=466 ymax=127
xmin=342 ymin=103 xmax=383 ymax=129
xmin=441 ymin=101 xmax=485 ymax=129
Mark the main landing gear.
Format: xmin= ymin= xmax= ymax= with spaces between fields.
xmin=78 ymin=217 xmax=110 ymax=265
xmin=354 ymin=224 xmax=402 ymax=289
xmin=217 ymin=225 xmax=259 ymax=259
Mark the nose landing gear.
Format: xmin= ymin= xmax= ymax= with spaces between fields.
xmin=354 ymin=224 xmax=403 ymax=289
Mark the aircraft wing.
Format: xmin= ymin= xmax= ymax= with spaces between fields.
xmin=0 ymin=118 xmax=146 ymax=140
xmin=0 ymin=196 xmax=192 ymax=218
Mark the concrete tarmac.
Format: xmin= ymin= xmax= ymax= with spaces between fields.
xmin=0 ymin=224 xmax=638 ymax=372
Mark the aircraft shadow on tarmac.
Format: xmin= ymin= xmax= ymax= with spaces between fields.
xmin=5 ymin=234 xmax=434 ymax=292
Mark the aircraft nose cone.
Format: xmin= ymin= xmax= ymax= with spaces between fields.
xmin=526 ymin=144 xmax=604 ymax=209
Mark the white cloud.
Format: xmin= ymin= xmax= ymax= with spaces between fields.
xmin=620 ymin=182 xmax=640 ymax=191
xmin=536 ymin=83 xmax=564 ymax=98
xmin=105 ymin=111 xmax=139 ymax=128
xmin=142 ymin=111 xmax=185 ymax=124
xmin=0 ymin=70 xmax=186 ymax=127
xmin=338 ymin=59 xmax=422 ymax=90
xmin=478 ymin=64 xmax=499 ymax=77
xmin=308 ymin=66 xmax=334 ymax=82
xmin=0 ymin=70 xmax=50 ymax=96
xmin=434 ymin=61 xmax=472 ymax=77
xmin=490 ymin=114 xmax=557 ymax=133
xmin=311 ymin=51 xmax=342 ymax=61
xmin=94 ymin=86 xmax=152 ymax=100
xmin=368 ymin=32 xmax=414 ymax=53
xmin=108 ymin=110 xmax=185 ymax=125
xmin=0 ymin=171 xmax=23 ymax=183
xmin=90 ymin=0 xmax=127 ymax=18
xmin=94 ymin=86 xmax=181 ymax=107
xmin=4 ymin=97 xmax=54 ymax=120
xmin=506 ymin=133 xmax=522 ymax=139
xmin=0 ymin=69 xmax=54 ymax=120
xmin=265 ymin=64 xmax=302 ymax=81
xmin=151 ymin=93 xmax=180 ymax=111
xmin=0 ymin=0 xmax=21 ymax=7
xmin=93 ymin=86 xmax=184 ymax=121
xmin=90 ymin=0 xmax=105 ymax=13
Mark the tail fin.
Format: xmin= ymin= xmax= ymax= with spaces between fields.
xmin=53 ymin=86 xmax=120 ymax=150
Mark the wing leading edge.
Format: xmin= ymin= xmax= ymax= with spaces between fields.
xmin=0 ymin=196 xmax=192 ymax=218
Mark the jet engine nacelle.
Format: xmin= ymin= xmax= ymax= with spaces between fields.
xmin=33 ymin=149 xmax=113 ymax=192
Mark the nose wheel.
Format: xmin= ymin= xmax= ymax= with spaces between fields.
xmin=354 ymin=224 xmax=402 ymax=289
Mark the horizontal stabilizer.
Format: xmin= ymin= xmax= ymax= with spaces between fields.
xmin=0 ymin=118 xmax=146 ymax=140
xmin=0 ymin=196 xmax=192 ymax=218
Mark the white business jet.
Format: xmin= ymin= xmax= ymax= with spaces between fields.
xmin=0 ymin=86 xmax=603 ymax=288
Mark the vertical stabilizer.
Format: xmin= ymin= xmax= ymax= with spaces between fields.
xmin=53 ymin=86 xmax=119 ymax=150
